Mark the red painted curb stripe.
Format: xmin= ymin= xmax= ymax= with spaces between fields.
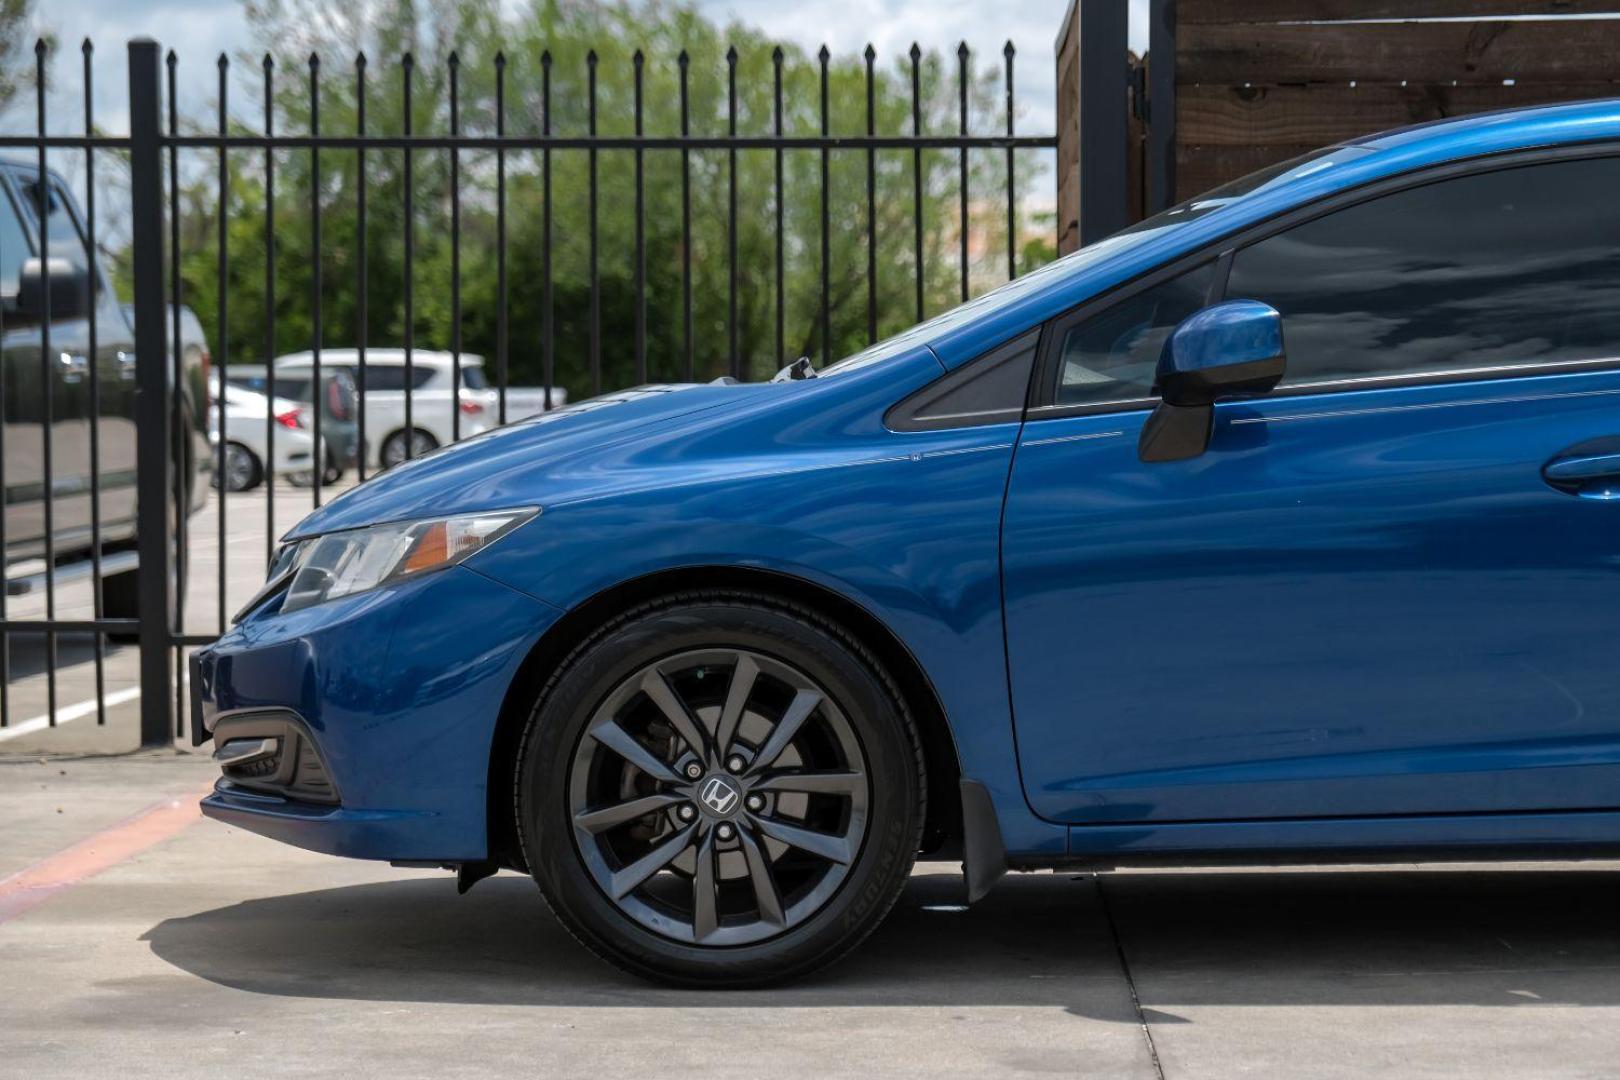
xmin=0 ymin=781 xmax=212 ymax=926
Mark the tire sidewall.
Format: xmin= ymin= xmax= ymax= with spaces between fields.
xmin=518 ymin=599 xmax=921 ymax=986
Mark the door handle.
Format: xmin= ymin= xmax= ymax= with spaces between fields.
xmin=1543 ymin=440 xmax=1620 ymax=499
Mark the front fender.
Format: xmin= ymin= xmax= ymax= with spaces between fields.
xmin=466 ymin=424 xmax=1067 ymax=858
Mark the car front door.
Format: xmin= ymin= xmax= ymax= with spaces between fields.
xmin=1002 ymin=151 xmax=1620 ymax=825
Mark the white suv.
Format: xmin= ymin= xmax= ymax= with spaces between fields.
xmin=273 ymin=350 xmax=499 ymax=470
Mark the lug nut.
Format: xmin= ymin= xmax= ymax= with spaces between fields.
xmin=684 ymin=762 xmax=703 ymax=780
xmin=726 ymin=755 xmax=746 ymax=773
xmin=745 ymin=794 xmax=765 ymax=812
xmin=716 ymin=823 xmax=735 ymax=840
xmin=678 ymin=804 xmax=696 ymax=822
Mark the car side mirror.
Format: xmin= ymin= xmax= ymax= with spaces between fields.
xmin=15 ymin=257 xmax=93 ymax=323
xmin=1137 ymin=299 xmax=1286 ymax=462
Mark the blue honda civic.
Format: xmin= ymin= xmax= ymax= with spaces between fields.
xmin=193 ymin=101 xmax=1620 ymax=986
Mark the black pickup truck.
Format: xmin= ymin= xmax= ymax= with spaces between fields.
xmin=2 ymin=160 xmax=209 ymax=618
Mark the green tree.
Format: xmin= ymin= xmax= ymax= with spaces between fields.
xmin=0 ymin=0 xmax=52 ymax=115
xmin=169 ymin=0 xmax=1044 ymax=402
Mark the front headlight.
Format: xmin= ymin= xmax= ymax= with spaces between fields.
xmin=276 ymin=508 xmax=537 ymax=615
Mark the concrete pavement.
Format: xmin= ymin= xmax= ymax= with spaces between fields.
xmin=4 ymin=752 xmax=1620 ymax=1078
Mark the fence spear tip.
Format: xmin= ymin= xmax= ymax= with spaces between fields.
xmin=909 ymin=42 xmax=922 ymax=61
xmin=958 ymin=40 xmax=970 ymax=59
xmin=81 ymin=37 xmax=93 ymax=55
xmin=218 ymin=52 xmax=229 ymax=70
xmin=262 ymin=53 xmax=274 ymax=72
xmin=587 ymin=48 xmax=598 ymax=64
xmin=772 ymin=44 xmax=784 ymax=63
xmin=678 ymin=48 xmax=689 ymax=66
xmin=402 ymin=51 xmax=414 ymax=69
xmin=541 ymin=49 xmax=552 ymax=66
xmin=308 ymin=51 xmax=320 ymax=70
xmin=818 ymin=44 xmax=830 ymax=63
xmin=725 ymin=44 xmax=737 ymax=62
xmin=494 ymin=50 xmax=505 ymax=67
xmin=355 ymin=50 xmax=367 ymax=69
xmin=447 ymin=50 xmax=459 ymax=68
xmin=863 ymin=43 xmax=876 ymax=61
xmin=633 ymin=48 xmax=644 ymax=65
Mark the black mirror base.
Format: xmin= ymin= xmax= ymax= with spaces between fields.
xmin=1138 ymin=401 xmax=1213 ymax=462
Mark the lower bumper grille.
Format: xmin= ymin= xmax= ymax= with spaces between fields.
xmin=211 ymin=711 xmax=340 ymax=805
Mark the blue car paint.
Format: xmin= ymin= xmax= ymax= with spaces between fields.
xmin=198 ymin=565 xmax=562 ymax=859
xmin=1004 ymin=366 xmax=1620 ymax=829
xmin=193 ymin=99 xmax=1620 ymax=868
xmin=1160 ymin=300 xmax=1284 ymax=376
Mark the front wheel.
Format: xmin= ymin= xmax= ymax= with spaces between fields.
xmin=515 ymin=595 xmax=923 ymax=987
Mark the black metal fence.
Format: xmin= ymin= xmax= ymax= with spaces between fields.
xmin=0 ymin=36 xmax=1059 ymax=746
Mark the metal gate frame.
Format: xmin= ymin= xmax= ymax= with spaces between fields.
xmin=5 ymin=37 xmax=1064 ymax=747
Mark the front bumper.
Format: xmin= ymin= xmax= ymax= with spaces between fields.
xmin=192 ymin=563 xmax=563 ymax=862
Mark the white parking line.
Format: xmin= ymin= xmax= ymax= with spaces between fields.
xmin=0 ymin=686 xmax=142 ymax=743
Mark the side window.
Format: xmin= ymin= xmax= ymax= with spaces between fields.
xmin=0 ymin=181 xmax=34 ymax=297
xmin=20 ymin=176 xmax=93 ymax=275
xmin=359 ymin=366 xmax=405 ymax=392
xmin=1227 ymin=156 xmax=1620 ymax=386
xmin=1054 ymin=262 xmax=1215 ymax=406
xmin=887 ymin=329 xmax=1039 ymax=431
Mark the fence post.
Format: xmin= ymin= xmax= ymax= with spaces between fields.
xmin=1147 ymin=0 xmax=1176 ymax=213
xmin=1055 ymin=0 xmax=1129 ymax=253
xmin=129 ymin=38 xmax=174 ymax=747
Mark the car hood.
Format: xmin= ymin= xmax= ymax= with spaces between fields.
xmin=282 ymin=383 xmax=760 ymax=540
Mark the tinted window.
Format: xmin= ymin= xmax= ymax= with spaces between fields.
xmin=889 ymin=329 xmax=1038 ymax=430
xmin=20 ymin=177 xmax=92 ymax=275
xmin=1226 ymin=156 xmax=1620 ymax=386
xmin=0 ymin=185 xmax=32 ymax=296
xmin=1055 ymin=263 xmax=1215 ymax=406
xmin=273 ymin=377 xmax=311 ymax=401
xmin=460 ymin=365 xmax=486 ymax=389
xmin=357 ymin=365 xmax=404 ymax=391
xmin=352 ymin=365 xmax=436 ymax=391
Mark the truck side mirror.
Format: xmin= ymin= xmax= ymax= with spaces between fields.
xmin=15 ymin=257 xmax=93 ymax=323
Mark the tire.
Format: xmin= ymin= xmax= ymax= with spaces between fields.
xmin=379 ymin=428 xmax=438 ymax=469
xmin=218 ymin=441 xmax=263 ymax=492
xmin=515 ymin=593 xmax=924 ymax=988
xmin=322 ymin=447 xmax=344 ymax=485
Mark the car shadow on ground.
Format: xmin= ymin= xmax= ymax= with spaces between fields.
xmin=143 ymin=866 xmax=1620 ymax=1011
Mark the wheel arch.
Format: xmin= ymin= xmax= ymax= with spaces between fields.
xmin=484 ymin=565 xmax=964 ymax=872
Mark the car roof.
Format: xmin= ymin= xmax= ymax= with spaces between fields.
xmin=921 ymin=98 xmax=1620 ymax=370
xmin=272 ymin=349 xmax=484 ymax=367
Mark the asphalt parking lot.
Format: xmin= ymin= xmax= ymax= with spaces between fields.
xmin=5 ymin=752 xmax=1620 ymax=1079
xmin=8 ymin=488 xmax=1620 ymax=1078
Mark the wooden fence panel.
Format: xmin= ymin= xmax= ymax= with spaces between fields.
xmin=1180 ymin=0 xmax=1618 ymax=22
xmin=1180 ymin=19 xmax=1620 ymax=85
xmin=1171 ymin=2 xmax=1620 ymax=203
xmin=1180 ymin=81 xmax=1620 ymax=148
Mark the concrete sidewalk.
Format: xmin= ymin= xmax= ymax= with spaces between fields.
xmin=3 ymin=752 xmax=1620 ymax=1078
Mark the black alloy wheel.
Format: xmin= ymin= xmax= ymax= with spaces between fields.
xmin=516 ymin=595 xmax=923 ymax=987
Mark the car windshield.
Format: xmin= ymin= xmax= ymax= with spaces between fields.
xmin=818 ymin=145 xmax=1366 ymax=379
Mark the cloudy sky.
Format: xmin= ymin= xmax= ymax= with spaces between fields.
xmin=28 ymin=0 xmax=1152 ymax=137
